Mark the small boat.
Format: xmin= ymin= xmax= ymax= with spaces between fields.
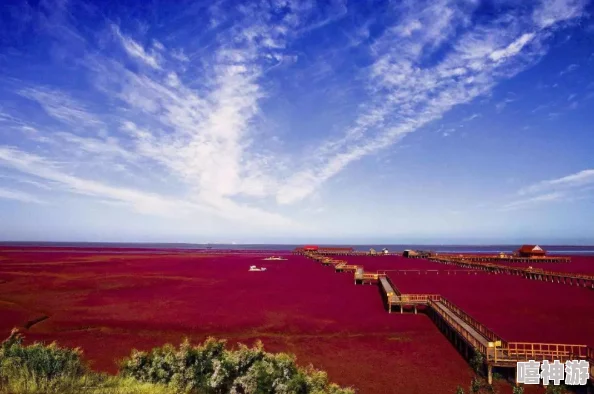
xmin=262 ymin=256 xmax=287 ymax=261
xmin=249 ymin=265 xmax=267 ymax=272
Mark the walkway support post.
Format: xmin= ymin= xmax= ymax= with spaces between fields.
xmin=488 ymin=365 xmax=493 ymax=385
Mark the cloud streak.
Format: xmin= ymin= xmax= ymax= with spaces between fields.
xmin=0 ymin=0 xmax=589 ymax=234
xmin=276 ymin=0 xmax=588 ymax=204
xmin=519 ymin=169 xmax=594 ymax=195
xmin=500 ymin=192 xmax=565 ymax=211
xmin=501 ymin=168 xmax=594 ymax=211
xmin=0 ymin=187 xmax=46 ymax=205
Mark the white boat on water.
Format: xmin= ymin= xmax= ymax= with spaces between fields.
xmin=249 ymin=265 xmax=267 ymax=272
xmin=262 ymin=256 xmax=287 ymax=261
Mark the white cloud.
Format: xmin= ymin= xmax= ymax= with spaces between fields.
xmin=495 ymin=97 xmax=518 ymax=113
xmin=0 ymin=146 xmax=292 ymax=226
xmin=275 ymin=0 xmax=587 ymax=204
xmin=0 ymin=187 xmax=46 ymax=204
xmin=1 ymin=0 xmax=589 ymax=231
xmin=533 ymin=0 xmax=588 ymax=29
xmin=489 ymin=33 xmax=535 ymax=61
xmin=18 ymin=87 xmax=103 ymax=129
xmin=462 ymin=113 xmax=481 ymax=122
xmin=499 ymin=168 xmax=594 ymax=211
xmin=559 ymin=63 xmax=579 ymax=75
xmin=519 ymin=169 xmax=594 ymax=195
xmin=112 ymin=24 xmax=161 ymax=69
xmin=500 ymin=192 xmax=565 ymax=211
xmin=0 ymin=1 xmax=326 ymax=229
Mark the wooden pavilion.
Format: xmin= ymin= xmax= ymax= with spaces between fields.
xmin=517 ymin=245 xmax=546 ymax=258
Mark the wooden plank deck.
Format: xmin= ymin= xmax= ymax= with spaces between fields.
xmin=301 ymin=249 xmax=594 ymax=382
xmin=431 ymin=300 xmax=490 ymax=349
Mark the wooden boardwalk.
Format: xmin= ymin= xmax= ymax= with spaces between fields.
xmin=434 ymin=253 xmax=571 ymax=264
xmin=429 ymin=256 xmax=594 ymax=289
xmin=302 ymin=250 xmax=594 ymax=386
xmin=431 ymin=300 xmax=490 ymax=349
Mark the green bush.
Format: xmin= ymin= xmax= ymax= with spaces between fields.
xmin=119 ymin=337 xmax=355 ymax=394
xmin=512 ymin=385 xmax=524 ymax=394
xmin=469 ymin=350 xmax=484 ymax=375
xmin=0 ymin=328 xmax=86 ymax=393
xmin=0 ymin=329 xmax=354 ymax=394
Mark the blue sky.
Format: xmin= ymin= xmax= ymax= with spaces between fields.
xmin=1 ymin=0 xmax=593 ymax=244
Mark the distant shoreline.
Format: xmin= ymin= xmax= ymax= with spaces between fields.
xmin=1 ymin=242 xmax=594 ymax=255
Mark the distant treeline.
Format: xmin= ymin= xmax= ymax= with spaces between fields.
xmin=0 ymin=329 xmax=354 ymax=394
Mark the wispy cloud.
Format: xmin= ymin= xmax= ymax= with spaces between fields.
xmin=500 ymin=168 xmax=594 ymax=211
xmin=1 ymin=1 xmax=322 ymax=229
xmin=462 ymin=113 xmax=481 ymax=122
xmin=500 ymin=192 xmax=565 ymax=211
xmin=276 ymin=0 xmax=588 ymax=204
xmin=495 ymin=97 xmax=518 ymax=113
xmin=559 ymin=63 xmax=579 ymax=76
xmin=112 ymin=24 xmax=162 ymax=69
xmin=519 ymin=169 xmax=594 ymax=195
xmin=0 ymin=145 xmax=292 ymax=226
xmin=0 ymin=186 xmax=46 ymax=204
xmin=0 ymin=0 xmax=589 ymax=233
xmin=18 ymin=87 xmax=104 ymax=130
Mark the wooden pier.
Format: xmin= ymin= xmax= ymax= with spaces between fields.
xmin=431 ymin=253 xmax=570 ymax=264
xmin=302 ymin=250 xmax=594 ymax=386
xmin=429 ymin=256 xmax=594 ymax=289
xmin=354 ymin=267 xmax=385 ymax=284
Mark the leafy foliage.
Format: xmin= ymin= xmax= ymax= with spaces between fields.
xmin=512 ymin=385 xmax=524 ymax=394
xmin=0 ymin=328 xmax=87 ymax=393
xmin=0 ymin=329 xmax=354 ymax=394
xmin=119 ymin=337 xmax=355 ymax=393
xmin=469 ymin=349 xmax=484 ymax=375
xmin=544 ymin=384 xmax=570 ymax=394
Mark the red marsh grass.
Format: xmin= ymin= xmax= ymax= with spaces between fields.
xmin=0 ymin=248 xmax=477 ymax=394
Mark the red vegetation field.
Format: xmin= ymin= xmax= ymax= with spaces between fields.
xmin=0 ymin=248 xmax=475 ymax=394
xmin=1 ymin=249 xmax=591 ymax=393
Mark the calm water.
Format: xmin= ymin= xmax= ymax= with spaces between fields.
xmin=1 ymin=242 xmax=594 ymax=255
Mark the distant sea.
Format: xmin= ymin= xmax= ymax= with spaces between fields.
xmin=1 ymin=242 xmax=594 ymax=255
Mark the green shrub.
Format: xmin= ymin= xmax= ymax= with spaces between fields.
xmin=119 ymin=337 xmax=355 ymax=394
xmin=0 ymin=330 xmax=353 ymax=394
xmin=0 ymin=328 xmax=86 ymax=393
xmin=469 ymin=350 xmax=484 ymax=375
xmin=470 ymin=377 xmax=482 ymax=393
xmin=512 ymin=385 xmax=524 ymax=394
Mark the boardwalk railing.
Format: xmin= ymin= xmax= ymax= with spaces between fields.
xmin=435 ymin=254 xmax=571 ymax=264
xmin=397 ymin=294 xmax=441 ymax=303
xmin=384 ymin=276 xmax=402 ymax=296
xmin=302 ymin=250 xmax=594 ymax=378
xmin=439 ymin=298 xmax=504 ymax=345
xmin=488 ymin=343 xmax=592 ymax=364
xmin=428 ymin=299 xmax=488 ymax=356
xmin=429 ymin=256 xmax=594 ymax=286
xmin=505 ymin=343 xmax=590 ymax=361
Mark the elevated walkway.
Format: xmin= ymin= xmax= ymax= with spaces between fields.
xmin=303 ymin=250 xmax=594 ymax=385
xmin=434 ymin=254 xmax=570 ymax=264
xmin=429 ymin=256 xmax=594 ymax=289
